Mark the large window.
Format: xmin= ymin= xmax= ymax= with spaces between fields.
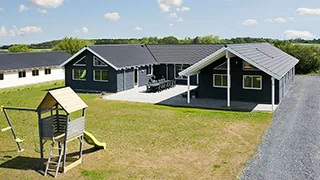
xmin=0 ymin=73 xmax=3 ymax=80
xmin=243 ymin=75 xmax=262 ymax=90
xmin=243 ymin=61 xmax=259 ymax=71
xmin=175 ymin=64 xmax=190 ymax=79
xmin=146 ymin=65 xmax=153 ymax=75
xmin=213 ymin=74 xmax=228 ymax=88
xmin=45 ymin=68 xmax=51 ymax=75
xmin=73 ymin=56 xmax=86 ymax=66
xmin=32 ymin=70 xmax=39 ymax=76
xmin=18 ymin=71 xmax=26 ymax=78
xmin=73 ymin=69 xmax=86 ymax=81
xmin=94 ymin=70 xmax=108 ymax=82
xmin=94 ymin=57 xmax=108 ymax=67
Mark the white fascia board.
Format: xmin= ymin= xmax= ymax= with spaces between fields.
xmin=226 ymin=47 xmax=281 ymax=80
xmin=59 ymin=47 xmax=87 ymax=67
xmin=179 ymin=47 xmax=226 ymax=77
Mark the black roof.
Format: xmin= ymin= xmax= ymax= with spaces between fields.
xmin=146 ymin=44 xmax=224 ymax=64
xmin=88 ymin=44 xmax=157 ymax=69
xmin=0 ymin=51 xmax=70 ymax=71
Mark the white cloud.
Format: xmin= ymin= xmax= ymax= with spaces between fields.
xmin=284 ymin=30 xmax=314 ymax=39
xmin=169 ymin=23 xmax=174 ymax=26
xmin=289 ymin=17 xmax=294 ymax=20
xmin=243 ymin=19 xmax=257 ymax=25
xmin=265 ymin=19 xmax=273 ymax=22
xmin=38 ymin=9 xmax=48 ymax=14
xmin=0 ymin=8 xmax=4 ymax=12
xmin=19 ymin=5 xmax=28 ymax=12
xmin=104 ymin=12 xmax=120 ymax=21
xmin=177 ymin=17 xmax=184 ymax=22
xmin=82 ymin=27 xmax=89 ymax=33
xmin=28 ymin=0 xmax=64 ymax=8
xmin=157 ymin=0 xmax=183 ymax=12
xmin=74 ymin=30 xmax=80 ymax=33
xmin=0 ymin=26 xmax=42 ymax=36
xmin=296 ymin=8 xmax=320 ymax=16
xmin=176 ymin=6 xmax=190 ymax=12
xmin=134 ymin=26 xmax=143 ymax=31
xmin=168 ymin=13 xmax=178 ymax=19
xmin=274 ymin=17 xmax=287 ymax=23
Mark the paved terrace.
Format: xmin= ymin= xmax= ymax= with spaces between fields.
xmin=103 ymin=85 xmax=277 ymax=112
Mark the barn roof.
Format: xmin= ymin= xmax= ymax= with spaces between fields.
xmin=179 ymin=43 xmax=299 ymax=80
xmin=146 ymin=44 xmax=224 ymax=64
xmin=37 ymin=87 xmax=87 ymax=114
xmin=0 ymin=51 xmax=70 ymax=71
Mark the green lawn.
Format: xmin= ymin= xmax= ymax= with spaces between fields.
xmin=0 ymin=81 xmax=272 ymax=180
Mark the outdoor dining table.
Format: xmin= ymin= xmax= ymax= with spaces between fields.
xmin=146 ymin=79 xmax=176 ymax=93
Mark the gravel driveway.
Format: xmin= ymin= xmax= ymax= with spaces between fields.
xmin=242 ymin=75 xmax=320 ymax=180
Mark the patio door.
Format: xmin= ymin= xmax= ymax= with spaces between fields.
xmin=134 ymin=68 xmax=139 ymax=87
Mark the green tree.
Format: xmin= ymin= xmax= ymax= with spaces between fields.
xmin=53 ymin=37 xmax=94 ymax=55
xmin=159 ymin=36 xmax=179 ymax=44
xmin=198 ymin=35 xmax=221 ymax=44
xmin=8 ymin=44 xmax=33 ymax=53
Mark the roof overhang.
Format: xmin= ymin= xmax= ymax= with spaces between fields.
xmin=179 ymin=47 xmax=226 ymax=77
xmin=59 ymin=47 xmax=119 ymax=70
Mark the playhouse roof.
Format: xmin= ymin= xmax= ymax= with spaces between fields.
xmin=37 ymin=87 xmax=87 ymax=113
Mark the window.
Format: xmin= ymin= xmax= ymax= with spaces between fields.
xmin=0 ymin=73 xmax=3 ymax=80
xmin=94 ymin=70 xmax=108 ymax=81
xmin=18 ymin=71 xmax=26 ymax=78
xmin=214 ymin=61 xmax=228 ymax=70
xmin=213 ymin=74 xmax=228 ymax=88
xmin=45 ymin=68 xmax=51 ymax=75
xmin=93 ymin=57 xmax=108 ymax=67
xmin=243 ymin=75 xmax=262 ymax=90
xmin=73 ymin=69 xmax=86 ymax=80
xmin=146 ymin=65 xmax=153 ymax=75
xmin=243 ymin=61 xmax=259 ymax=71
xmin=73 ymin=56 xmax=86 ymax=66
xmin=32 ymin=70 xmax=39 ymax=76
xmin=175 ymin=64 xmax=190 ymax=79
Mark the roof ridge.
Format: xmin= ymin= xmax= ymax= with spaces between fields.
xmin=0 ymin=51 xmax=67 ymax=55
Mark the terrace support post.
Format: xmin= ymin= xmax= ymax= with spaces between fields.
xmin=187 ymin=75 xmax=190 ymax=104
xmin=196 ymin=73 xmax=199 ymax=85
xmin=226 ymin=50 xmax=231 ymax=107
xmin=166 ymin=64 xmax=168 ymax=79
xmin=271 ymin=77 xmax=275 ymax=112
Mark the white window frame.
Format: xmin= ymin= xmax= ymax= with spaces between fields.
xmin=213 ymin=74 xmax=228 ymax=88
xmin=243 ymin=61 xmax=259 ymax=71
xmin=73 ymin=56 xmax=86 ymax=66
xmin=243 ymin=75 xmax=262 ymax=90
xmin=93 ymin=70 xmax=109 ymax=82
xmin=32 ymin=69 xmax=39 ymax=76
xmin=44 ymin=68 xmax=51 ymax=75
xmin=174 ymin=64 xmax=190 ymax=80
xmin=0 ymin=73 xmax=4 ymax=80
xmin=146 ymin=65 xmax=153 ymax=76
xmin=18 ymin=71 xmax=26 ymax=78
xmin=214 ymin=61 xmax=228 ymax=70
xmin=72 ymin=69 xmax=86 ymax=81
xmin=93 ymin=56 xmax=108 ymax=67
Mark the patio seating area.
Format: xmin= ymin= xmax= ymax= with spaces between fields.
xmin=146 ymin=78 xmax=176 ymax=93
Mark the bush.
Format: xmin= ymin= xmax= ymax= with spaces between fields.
xmin=277 ymin=43 xmax=320 ymax=74
xmin=8 ymin=44 xmax=33 ymax=53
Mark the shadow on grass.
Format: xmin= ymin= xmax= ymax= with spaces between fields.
xmin=0 ymin=156 xmax=40 ymax=171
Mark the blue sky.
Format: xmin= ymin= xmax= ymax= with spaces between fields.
xmin=0 ymin=0 xmax=319 ymax=45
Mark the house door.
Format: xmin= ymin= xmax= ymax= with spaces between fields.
xmin=134 ymin=68 xmax=139 ymax=87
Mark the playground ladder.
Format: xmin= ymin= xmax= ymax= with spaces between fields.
xmin=44 ymin=141 xmax=64 ymax=178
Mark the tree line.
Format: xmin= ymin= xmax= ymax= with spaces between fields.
xmin=2 ymin=36 xmax=320 ymax=74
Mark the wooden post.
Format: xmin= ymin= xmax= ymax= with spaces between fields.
xmin=38 ymin=111 xmax=44 ymax=170
xmin=3 ymin=109 xmax=24 ymax=152
xmin=62 ymin=114 xmax=69 ymax=173
xmin=271 ymin=77 xmax=275 ymax=112
xmin=187 ymin=76 xmax=190 ymax=104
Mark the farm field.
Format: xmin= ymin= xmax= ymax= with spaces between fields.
xmin=0 ymin=81 xmax=272 ymax=180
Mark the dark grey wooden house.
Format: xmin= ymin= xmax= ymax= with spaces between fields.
xmin=60 ymin=45 xmax=157 ymax=92
xmin=60 ymin=43 xmax=299 ymax=108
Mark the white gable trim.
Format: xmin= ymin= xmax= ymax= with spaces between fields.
xmin=179 ymin=47 xmax=226 ymax=77
xmin=59 ymin=47 xmax=119 ymax=70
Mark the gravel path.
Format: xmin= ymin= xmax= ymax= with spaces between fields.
xmin=242 ymin=75 xmax=320 ymax=180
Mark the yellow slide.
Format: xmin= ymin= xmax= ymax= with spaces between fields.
xmin=84 ymin=130 xmax=106 ymax=150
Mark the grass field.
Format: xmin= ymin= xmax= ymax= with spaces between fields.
xmin=0 ymin=81 xmax=272 ymax=180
